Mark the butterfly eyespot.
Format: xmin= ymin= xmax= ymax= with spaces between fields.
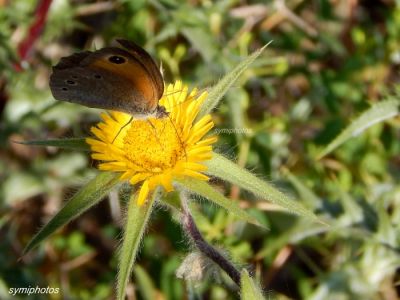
xmin=62 ymin=87 xmax=68 ymax=91
xmin=108 ymin=55 xmax=126 ymax=64
xmin=66 ymin=80 xmax=76 ymax=85
xmin=94 ymin=74 xmax=102 ymax=79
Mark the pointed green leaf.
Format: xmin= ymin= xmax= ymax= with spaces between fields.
xmin=284 ymin=169 xmax=321 ymax=209
xmin=177 ymin=177 xmax=265 ymax=228
xmin=197 ymin=42 xmax=272 ymax=119
xmin=14 ymin=138 xmax=90 ymax=151
xmin=23 ymin=172 xmax=119 ymax=254
xmin=205 ymin=153 xmax=320 ymax=222
xmin=181 ymin=27 xmax=218 ymax=62
xmin=117 ymin=190 xmax=158 ymax=300
xmin=240 ymin=269 xmax=265 ymax=300
xmin=317 ymin=99 xmax=399 ymax=159
xmin=133 ymin=265 xmax=158 ymax=300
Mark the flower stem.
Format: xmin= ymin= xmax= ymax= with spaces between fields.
xmin=181 ymin=200 xmax=241 ymax=287
xmin=16 ymin=0 xmax=53 ymax=71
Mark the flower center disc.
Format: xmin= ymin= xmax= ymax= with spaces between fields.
xmin=123 ymin=118 xmax=184 ymax=172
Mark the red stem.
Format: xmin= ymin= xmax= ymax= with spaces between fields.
xmin=15 ymin=0 xmax=53 ymax=71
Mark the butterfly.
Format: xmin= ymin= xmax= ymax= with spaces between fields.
xmin=49 ymin=39 xmax=167 ymax=119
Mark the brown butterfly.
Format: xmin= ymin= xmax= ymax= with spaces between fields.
xmin=49 ymin=39 xmax=167 ymax=118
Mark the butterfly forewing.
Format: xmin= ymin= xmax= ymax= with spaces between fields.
xmin=116 ymin=39 xmax=164 ymax=100
xmin=50 ymin=66 xmax=150 ymax=114
xmin=49 ymin=40 xmax=164 ymax=116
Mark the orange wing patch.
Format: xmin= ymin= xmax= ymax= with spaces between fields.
xmin=90 ymin=57 xmax=158 ymax=111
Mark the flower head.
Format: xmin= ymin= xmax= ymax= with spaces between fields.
xmin=86 ymin=81 xmax=217 ymax=205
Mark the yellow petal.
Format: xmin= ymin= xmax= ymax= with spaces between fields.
xmin=137 ymin=180 xmax=150 ymax=206
xmin=181 ymin=169 xmax=209 ymax=180
xmin=120 ymin=170 xmax=135 ymax=180
xmin=182 ymin=162 xmax=208 ymax=172
xmin=159 ymin=172 xmax=173 ymax=192
xmin=194 ymin=136 xmax=218 ymax=147
xmin=130 ymin=173 xmax=151 ymax=185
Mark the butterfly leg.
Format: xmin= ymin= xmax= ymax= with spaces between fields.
xmin=166 ymin=114 xmax=187 ymax=161
xmin=146 ymin=119 xmax=164 ymax=149
xmin=112 ymin=116 xmax=133 ymax=144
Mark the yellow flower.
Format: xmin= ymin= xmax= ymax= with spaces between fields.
xmin=86 ymin=81 xmax=217 ymax=206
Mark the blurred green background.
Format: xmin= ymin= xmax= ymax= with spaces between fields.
xmin=1 ymin=0 xmax=400 ymax=299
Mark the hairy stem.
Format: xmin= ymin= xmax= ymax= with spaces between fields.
xmin=181 ymin=200 xmax=241 ymax=287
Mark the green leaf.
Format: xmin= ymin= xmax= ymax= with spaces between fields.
xmin=133 ymin=265 xmax=158 ymax=300
xmin=317 ymin=99 xmax=399 ymax=159
xmin=205 ymin=153 xmax=320 ymax=222
xmin=23 ymin=172 xmax=119 ymax=254
xmin=117 ymin=190 xmax=158 ymax=300
xmin=181 ymin=27 xmax=218 ymax=62
xmin=14 ymin=137 xmax=90 ymax=151
xmin=240 ymin=269 xmax=265 ymax=300
xmin=197 ymin=42 xmax=272 ymax=120
xmin=177 ymin=177 xmax=265 ymax=228
xmin=284 ymin=169 xmax=321 ymax=210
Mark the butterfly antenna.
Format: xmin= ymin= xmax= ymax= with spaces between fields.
xmin=166 ymin=113 xmax=187 ymax=161
xmin=162 ymin=86 xmax=207 ymax=112
xmin=159 ymin=61 xmax=164 ymax=76
xmin=146 ymin=119 xmax=164 ymax=149
xmin=112 ymin=116 xmax=133 ymax=144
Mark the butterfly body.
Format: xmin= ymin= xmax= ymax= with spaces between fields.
xmin=49 ymin=39 xmax=166 ymax=118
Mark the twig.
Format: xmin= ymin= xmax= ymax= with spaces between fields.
xmin=274 ymin=0 xmax=317 ymax=37
xmin=60 ymin=251 xmax=97 ymax=272
xmin=261 ymin=0 xmax=317 ymax=38
xmin=75 ymin=2 xmax=117 ymax=16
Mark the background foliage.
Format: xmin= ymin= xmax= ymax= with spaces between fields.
xmin=1 ymin=0 xmax=400 ymax=299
